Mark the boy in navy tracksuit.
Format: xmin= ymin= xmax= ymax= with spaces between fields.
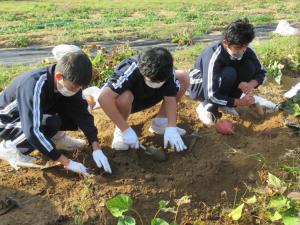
xmin=99 ymin=47 xmax=190 ymax=152
xmin=0 ymin=52 xmax=111 ymax=175
xmin=189 ymin=19 xmax=266 ymax=125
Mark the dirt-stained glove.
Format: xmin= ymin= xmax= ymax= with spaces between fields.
xmin=65 ymin=160 xmax=90 ymax=176
xmin=92 ymin=150 xmax=112 ymax=174
xmin=122 ymin=127 xmax=139 ymax=149
xmin=164 ymin=127 xmax=187 ymax=152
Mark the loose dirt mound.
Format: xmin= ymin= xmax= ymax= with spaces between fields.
xmin=1 ymin=79 xmax=300 ymax=224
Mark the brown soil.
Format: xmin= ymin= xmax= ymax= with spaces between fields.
xmin=1 ymin=77 xmax=300 ymax=225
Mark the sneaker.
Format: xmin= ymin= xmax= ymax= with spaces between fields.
xmin=219 ymin=107 xmax=239 ymax=116
xmin=111 ymin=128 xmax=129 ymax=151
xmin=196 ymin=102 xmax=216 ymax=126
xmin=52 ymin=131 xmax=85 ymax=151
xmin=0 ymin=140 xmax=37 ymax=170
xmin=148 ymin=118 xmax=186 ymax=136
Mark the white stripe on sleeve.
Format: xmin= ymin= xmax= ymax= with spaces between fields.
xmin=112 ymin=62 xmax=137 ymax=89
xmin=33 ymin=74 xmax=53 ymax=152
xmin=207 ymin=46 xmax=227 ymax=105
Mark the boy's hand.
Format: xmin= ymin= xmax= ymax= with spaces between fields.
xmin=238 ymin=82 xmax=253 ymax=94
xmin=235 ymin=94 xmax=255 ymax=106
xmin=164 ymin=127 xmax=187 ymax=152
xmin=122 ymin=127 xmax=139 ymax=149
xmin=65 ymin=160 xmax=90 ymax=176
xmin=238 ymin=80 xmax=258 ymax=94
xmin=92 ymin=150 xmax=112 ymax=174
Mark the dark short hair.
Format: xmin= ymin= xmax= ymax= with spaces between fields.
xmin=223 ymin=18 xmax=255 ymax=46
xmin=55 ymin=51 xmax=92 ymax=87
xmin=138 ymin=47 xmax=173 ymax=82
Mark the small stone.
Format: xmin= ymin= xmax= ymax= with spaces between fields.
xmin=145 ymin=174 xmax=155 ymax=182
xmin=248 ymin=171 xmax=256 ymax=182
xmin=287 ymin=192 xmax=300 ymax=200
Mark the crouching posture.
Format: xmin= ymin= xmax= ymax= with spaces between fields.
xmin=99 ymin=47 xmax=190 ymax=152
xmin=0 ymin=52 xmax=111 ymax=175
xmin=189 ymin=19 xmax=266 ymax=125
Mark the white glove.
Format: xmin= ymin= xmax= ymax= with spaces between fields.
xmin=65 ymin=160 xmax=90 ymax=176
xmin=92 ymin=150 xmax=112 ymax=174
xmin=122 ymin=127 xmax=139 ymax=149
xmin=164 ymin=127 xmax=187 ymax=152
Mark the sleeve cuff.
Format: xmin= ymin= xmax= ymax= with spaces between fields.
xmin=226 ymin=98 xmax=235 ymax=107
xmin=107 ymin=83 xmax=123 ymax=95
xmin=255 ymin=78 xmax=263 ymax=86
xmin=87 ymin=134 xmax=98 ymax=145
xmin=48 ymin=149 xmax=62 ymax=161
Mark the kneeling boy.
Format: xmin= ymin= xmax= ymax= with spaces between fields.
xmin=189 ymin=19 xmax=266 ymax=125
xmin=99 ymin=47 xmax=189 ymax=152
xmin=0 ymin=52 xmax=111 ymax=175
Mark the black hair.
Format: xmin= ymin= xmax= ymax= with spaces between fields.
xmin=138 ymin=47 xmax=173 ymax=82
xmin=223 ymin=18 xmax=255 ymax=46
xmin=55 ymin=51 xmax=92 ymax=87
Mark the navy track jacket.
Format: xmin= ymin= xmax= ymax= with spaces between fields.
xmin=189 ymin=42 xmax=266 ymax=107
xmin=0 ymin=65 xmax=98 ymax=160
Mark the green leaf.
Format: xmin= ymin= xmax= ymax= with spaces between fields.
xmin=292 ymin=93 xmax=300 ymax=103
xmin=117 ymin=216 xmax=136 ymax=225
xmin=161 ymin=207 xmax=176 ymax=214
xmin=175 ymin=195 xmax=191 ymax=206
xmin=267 ymin=60 xmax=284 ymax=84
xmin=268 ymin=173 xmax=286 ymax=189
xmin=268 ymin=196 xmax=290 ymax=210
xmin=159 ymin=200 xmax=169 ymax=209
xmin=289 ymin=103 xmax=300 ymax=116
xmin=228 ymin=203 xmax=244 ymax=221
xmin=282 ymin=209 xmax=300 ymax=225
xmin=245 ymin=196 xmax=257 ymax=205
xmin=267 ymin=211 xmax=282 ymax=222
xmin=170 ymin=223 xmax=179 ymax=225
xmin=151 ymin=218 xmax=170 ymax=225
xmin=158 ymin=200 xmax=176 ymax=213
xmin=106 ymin=194 xmax=133 ymax=217
xmin=274 ymin=72 xmax=282 ymax=85
xmin=283 ymin=100 xmax=300 ymax=116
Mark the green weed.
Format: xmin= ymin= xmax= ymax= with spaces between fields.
xmin=106 ymin=194 xmax=191 ymax=225
xmin=171 ymin=30 xmax=194 ymax=46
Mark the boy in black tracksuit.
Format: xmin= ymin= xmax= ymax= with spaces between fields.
xmin=99 ymin=47 xmax=190 ymax=152
xmin=189 ymin=19 xmax=266 ymax=125
xmin=0 ymin=52 xmax=111 ymax=175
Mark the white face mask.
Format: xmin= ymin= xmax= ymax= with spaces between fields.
xmin=57 ymin=82 xmax=78 ymax=97
xmin=144 ymin=79 xmax=165 ymax=89
xmin=226 ymin=47 xmax=244 ymax=61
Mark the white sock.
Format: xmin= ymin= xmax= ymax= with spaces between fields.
xmin=154 ymin=117 xmax=168 ymax=126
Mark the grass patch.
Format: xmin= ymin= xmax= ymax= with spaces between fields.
xmin=10 ymin=35 xmax=32 ymax=47
xmin=0 ymin=0 xmax=299 ymax=47
xmin=0 ymin=65 xmax=36 ymax=91
xmin=253 ymin=35 xmax=300 ymax=84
